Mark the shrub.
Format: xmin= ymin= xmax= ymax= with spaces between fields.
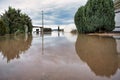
xmin=74 ymin=0 xmax=115 ymax=33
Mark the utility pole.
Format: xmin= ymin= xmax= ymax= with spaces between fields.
xmin=42 ymin=10 xmax=44 ymax=55
xmin=42 ymin=10 xmax=44 ymax=34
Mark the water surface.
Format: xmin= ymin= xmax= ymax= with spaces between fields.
xmin=0 ymin=32 xmax=120 ymax=80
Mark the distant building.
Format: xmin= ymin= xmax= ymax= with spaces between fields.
xmin=114 ymin=0 xmax=120 ymax=10
xmin=32 ymin=26 xmax=52 ymax=33
xmin=32 ymin=26 xmax=42 ymax=33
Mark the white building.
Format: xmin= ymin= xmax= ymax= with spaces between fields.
xmin=32 ymin=26 xmax=42 ymax=33
xmin=114 ymin=0 xmax=120 ymax=31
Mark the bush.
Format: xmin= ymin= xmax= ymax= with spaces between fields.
xmin=74 ymin=0 xmax=115 ymax=33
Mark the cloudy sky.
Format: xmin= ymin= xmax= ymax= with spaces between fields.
xmin=0 ymin=0 xmax=87 ymax=28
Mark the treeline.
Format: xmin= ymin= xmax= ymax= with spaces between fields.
xmin=74 ymin=0 xmax=115 ymax=33
xmin=0 ymin=7 xmax=33 ymax=35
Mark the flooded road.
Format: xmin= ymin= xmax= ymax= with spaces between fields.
xmin=0 ymin=32 xmax=120 ymax=80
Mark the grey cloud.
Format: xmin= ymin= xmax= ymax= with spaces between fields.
xmin=0 ymin=0 xmax=87 ymax=25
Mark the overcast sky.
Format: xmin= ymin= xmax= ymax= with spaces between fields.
xmin=0 ymin=0 xmax=87 ymax=27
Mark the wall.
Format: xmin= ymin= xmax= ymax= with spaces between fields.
xmin=114 ymin=8 xmax=120 ymax=31
xmin=115 ymin=12 xmax=120 ymax=27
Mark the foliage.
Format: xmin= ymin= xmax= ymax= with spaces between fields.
xmin=0 ymin=19 xmax=7 ymax=35
xmin=0 ymin=6 xmax=33 ymax=34
xmin=71 ymin=29 xmax=77 ymax=34
xmin=74 ymin=0 xmax=115 ymax=33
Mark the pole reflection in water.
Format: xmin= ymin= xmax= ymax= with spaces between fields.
xmin=0 ymin=34 xmax=32 ymax=63
xmin=58 ymin=31 xmax=60 ymax=37
xmin=42 ymin=32 xmax=44 ymax=55
xmin=75 ymin=34 xmax=120 ymax=77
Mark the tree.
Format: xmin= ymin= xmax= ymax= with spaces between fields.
xmin=74 ymin=0 xmax=115 ymax=33
xmin=1 ymin=6 xmax=33 ymax=34
xmin=20 ymin=14 xmax=33 ymax=33
xmin=0 ymin=19 xmax=7 ymax=35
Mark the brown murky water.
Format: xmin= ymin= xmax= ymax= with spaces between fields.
xmin=0 ymin=32 xmax=120 ymax=80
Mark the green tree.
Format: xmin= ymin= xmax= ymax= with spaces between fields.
xmin=0 ymin=19 xmax=7 ymax=35
xmin=74 ymin=0 xmax=115 ymax=33
xmin=1 ymin=6 xmax=33 ymax=34
xmin=20 ymin=14 xmax=33 ymax=33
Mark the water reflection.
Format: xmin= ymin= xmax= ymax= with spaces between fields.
xmin=75 ymin=35 xmax=120 ymax=77
xmin=0 ymin=34 xmax=32 ymax=62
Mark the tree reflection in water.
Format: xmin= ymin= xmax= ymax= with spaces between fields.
xmin=75 ymin=35 xmax=120 ymax=77
xmin=0 ymin=34 xmax=32 ymax=63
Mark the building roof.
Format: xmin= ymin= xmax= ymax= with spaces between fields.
xmin=33 ymin=26 xmax=42 ymax=28
xmin=114 ymin=0 xmax=120 ymax=10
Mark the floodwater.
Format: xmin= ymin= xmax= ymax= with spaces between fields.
xmin=0 ymin=31 xmax=120 ymax=80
